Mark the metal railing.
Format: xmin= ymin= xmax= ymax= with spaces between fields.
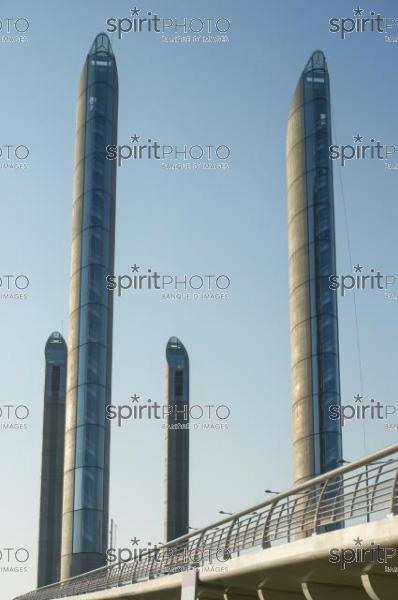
xmin=15 ymin=443 xmax=398 ymax=600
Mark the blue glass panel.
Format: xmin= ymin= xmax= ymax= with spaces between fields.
xmin=75 ymin=426 xmax=105 ymax=467
xmin=87 ymin=59 xmax=115 ymax=87
xmin=72 ymin=509 xmax=103 ymax=553
xmin=84 ymin=115 xmax=113 ymax=153
xmin=77 ymin=342 xmax=108 ymax=386
xmin=79 ymin=264 xmax=110 ymax=307
xmin=320 ymin=392 xmax=342 ymax=432
xmin=74 ymin=467 xmax=104 ymax=510
xmin=322 ymin=431 xmax=341 ymax=471
xmin=315 ymin=203 xmax=333 ymax=240
xmin=76 ymin=384 xmax=108 ymax=426
xmin=318 ymin=353 xmax=340 ymax=394
xmin=80 ymin=226 xmax=110 ymax=270
xmin=86 ymin=81 xmax=114 ymax=119
xmin=78 ymin=302 xmax=109 ymax=344
xmin=82 ymin=190 xmax=112 ymax=229
xmin=83 ymin=153 xmax=113 ymax=195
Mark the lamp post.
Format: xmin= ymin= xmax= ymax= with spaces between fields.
xmin=109 ymin=518 xmax=117 ymax=550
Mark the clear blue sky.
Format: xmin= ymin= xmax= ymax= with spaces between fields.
xmin=1 ymin=1 xmax=398 ymax=598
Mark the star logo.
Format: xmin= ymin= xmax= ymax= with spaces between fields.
xmin=131 ymin=7 xmax=140 ymax=16
xmin=354 ymin=264 xmax=363 ymax=273
xmin=354 ymin=394 xmax=363 ymax=403
xmin=353 ymin=6 xmax=363 ymax=16
xmin=131 ymin=134 xmax=140 ymax=143
xmin=354 ymin=537 xmax=363 ymax=546
xmin=131 ymin=537 xmax=140 ymax=546
xmin=131 ymin=394 xmax=140 ymax=403
xmin=131 ymin=264 xmax=140 ymax=272
xmin=353 ymin=133 xmax=363 ymax=144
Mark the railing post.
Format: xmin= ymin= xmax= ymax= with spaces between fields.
xmin=262 ymin=501 xmax=277 ymax=549
xmin=130 ymin=555 xmax=140 ymax=584
xmin=223 ymin=518 xmax=238 ymax=559
xmin=118 ymin=563 xmax=127 ymax=587
xmin=287 ymin=496 xmax=297 ymax=543
xmin=148 ymin=549 xmax=160 ymax=579
xmin=313 ymin=479 xmax=329 ymax=533
xmin=391 ymin=468 xmax=398 ymax=515
xmin=188 ymin=531 xmax=205 ymax=570
xmin=366 ymin=464 xmax=370 ymax=523
xmin=105 ymin=564 xmax=115 ymax=589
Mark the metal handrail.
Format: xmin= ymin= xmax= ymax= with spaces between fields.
xmin=15 ymin=442 xmax=398 ymax=600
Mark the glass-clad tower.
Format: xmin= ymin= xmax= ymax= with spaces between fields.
xmin=38 ymin=332 xmax=67 ymax=587
xmin=61 ymin=33 xmax=118 ymax=579
xmin=164 ymin=337 xmax=189 ymax=542
xmin=287 ymin=51 xmax=342 ymax=486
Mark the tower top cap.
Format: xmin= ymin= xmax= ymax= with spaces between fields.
xmin=89 ymin=32 xmax=114 ymax=56
xmin=45 ymin=331 xmax=67 ymax=359
xmin=48 ymin=331 xmax=65 ymax=343
xmin=166 ymin=337 xmax=188 ymax=358
xmin=304 ymin=50 xmax=327 ymax=73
